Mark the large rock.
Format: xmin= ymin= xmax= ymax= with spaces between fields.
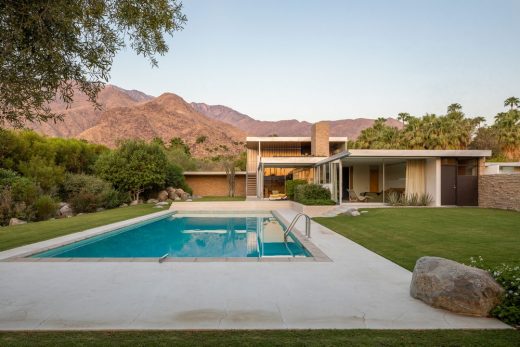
xmin=157 ymin=190 xmax=169 ymax=202
xmin=58 ymin=203 xmax=73 ymax=217
xmin=147 ymin=198 xmax=158 ymax=204
xmin=9 ymin=218 xmax=27 ymax=226
xmin=410 ymin=256 xmax=504 ymax=316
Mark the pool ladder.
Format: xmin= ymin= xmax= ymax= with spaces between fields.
xmin=283 ymin=213 xmax=311 ymax=241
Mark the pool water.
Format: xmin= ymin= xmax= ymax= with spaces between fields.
xmin=31 ymin=213 xmax=310 ymax=258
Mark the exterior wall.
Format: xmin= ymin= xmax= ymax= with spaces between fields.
xmin=311 ymin=122 xmax=330 ymax=157
xmin=478 ymin=174 xmax=520 ymax=211
xmin=352 ymin=165 xmax=370 ymax=193
xmin=246 ymin=147 xmax=258 ymax=173
xmin=425 ymin=158 xmax=441 ymax=206
xmin=185 ymin=175 xmax=246 ymax=197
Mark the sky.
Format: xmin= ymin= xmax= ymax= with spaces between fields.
xmin=109 ymin=0 xmax=520 ymax=124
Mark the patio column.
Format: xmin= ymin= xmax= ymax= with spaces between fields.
xmin=382 ymin=159 xmax=385 ymax=204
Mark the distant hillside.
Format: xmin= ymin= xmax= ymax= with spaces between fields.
xmin=78 ymin=93 xmax=245 ymax=156
xmin=26 ymin=85 xmax=154 ymax=138
xmin=191 ymin=102 xmax=402 ymax=138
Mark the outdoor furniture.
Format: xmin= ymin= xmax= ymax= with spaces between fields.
xmin=347 ymin=189 xmax=373 ymax=203
xmin=269 ymin=193 xmax=287 ymax=201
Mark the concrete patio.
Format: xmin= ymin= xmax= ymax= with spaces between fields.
xmin=0 ymin=202 xmax=510 ymax=330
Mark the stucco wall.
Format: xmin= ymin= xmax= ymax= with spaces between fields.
xmin=185 ymin=175 xmax=246 ymax=197
xmin=478 ymin=174 xmax=520 ymax=211
xmin=425 ymin=158 xmax=440 ymax=206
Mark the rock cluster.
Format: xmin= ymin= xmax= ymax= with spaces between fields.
xmin=410 ymin=256 xmax=504 ymax=317
xmin=158 ymin=187 xmax=190 ymax=201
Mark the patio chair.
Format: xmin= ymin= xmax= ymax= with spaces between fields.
xmin=347 ymin=189 xmax=373 ymax=203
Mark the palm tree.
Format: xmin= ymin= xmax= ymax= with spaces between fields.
xmin=447 ymin=103 xmax=462 ymax=113
xmin=504 ymin=96 xmax=520 ymax=110
xmin=397 ymin=112 xmax=410 ymax=126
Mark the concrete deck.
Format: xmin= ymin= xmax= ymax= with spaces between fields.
xmin=0 ymin=203 xmax=509 ymax=330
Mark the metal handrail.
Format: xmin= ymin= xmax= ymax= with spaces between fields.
xmin=284 ymin=213 xmax=311 ymax=240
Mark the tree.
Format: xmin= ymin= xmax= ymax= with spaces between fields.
xmin=447 ymin=103 xmax=462 ymax=113
xmin=397 ymin=112 xmax=410 ymax=126
xmin=221 ymin=154 xmax=245 ymax=197
xmin=1 ymin=0 xmax=186 ymax=127
xmin=504 ymin=97 xmax=520 ymax=110
xmin=95 ymin=140 xmax=167 ymax=201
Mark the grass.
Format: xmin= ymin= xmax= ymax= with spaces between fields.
xmin=315 ymin=208 xmax=520 ymax=271
xmin=191 ymin=196 xmax=245 ymax=202
xmin=0 ymin=204 xmax=159 ymax=252
xmin=0 ymin=330 xmax=518 ymax=347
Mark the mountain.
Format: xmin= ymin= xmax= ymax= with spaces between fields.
xmin=191 ymin=102 xmax=402 ymax=138
xmin=78 ymin=93 xmax=245 ymax=156
xmin=26 ymin=85 xmax=154 ymax=138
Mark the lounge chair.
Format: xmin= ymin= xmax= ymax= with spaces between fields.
xmin=347 ymin=189 xmax=373 ymax=203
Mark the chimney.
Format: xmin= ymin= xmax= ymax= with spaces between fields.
xmin=311 ymin=121 xmax=330 ymax=157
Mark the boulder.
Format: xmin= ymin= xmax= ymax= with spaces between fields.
xmin=147 ymin=198 xmax=159 ymax=204
xmin=155 ymin=202 xmax=170 ymax=206
xmin=350 ymin=211 xmax=361 ymax=217
xmin=175 ymin=188 xmax=185 ymax=196
xmin=168 ymin=190 xmax=178 ymax=200
xmin=58 ymin=203 xmax=73 ymax=217
xmin=410 ymin=256 xmax=504 ymax=317
xmin=130 ymin=200 xmax=143 ymax=206
xmin=154 ymin=205 xmax=164 ymax=209
xmin=342 ymin=207 xmax=359 ymax=216
xmin=180 ymin=192 xmax=190 ymax=201
xmin=9 ymin=218 xmax=27 ymax=226
xmin=174 ymin=196 xmax=181 ymax=201
xmin=120 ymin=203 xmax=128 ymax=207
xmin=157 ymin=190 xmax=169 ymax=202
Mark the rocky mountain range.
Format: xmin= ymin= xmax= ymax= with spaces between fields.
xmin=24 ymin=84 xmax=401 ymax=157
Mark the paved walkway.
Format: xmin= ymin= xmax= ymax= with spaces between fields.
xmin=0 ymin=204 xmax=509 ymax=330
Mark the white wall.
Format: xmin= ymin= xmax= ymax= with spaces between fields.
xmin=352 ymin=165 xmax=370 ymax=193
xmin=425 ymin=158 xmax=441 ymax=206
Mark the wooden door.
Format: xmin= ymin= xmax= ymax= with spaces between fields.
xmin=369 ymin=168 xmax=379 ymax=192
xmin=441 ymin=165 xmax=457 ymax=205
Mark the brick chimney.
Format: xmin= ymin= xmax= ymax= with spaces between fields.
xmin=311 ymin=121 xmax=330 ymax=157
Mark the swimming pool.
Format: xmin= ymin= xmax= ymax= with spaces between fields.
xmin=31 ymin=212 xmax=311 ymax=259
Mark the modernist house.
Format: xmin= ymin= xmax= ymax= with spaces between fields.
xmin=245 ymin=122 xmax=491 ymax=206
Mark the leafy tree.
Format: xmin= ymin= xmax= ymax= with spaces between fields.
xmin=492 ymin=107 xmax=520 ymax=159
xmin=397 ymin=112 xmax=410 ymax=126
xmin=95 ymin=140 xmax=167 ymax=201
xmin=352 ymin=118 xmax=401 ymax=149
xmin=169 ymin=137 xmax=191 ymax=156
xmin=447 ymin=103 xmax=462 ymax=113
xmin=18 ymin=156 xmax=65 ymax=194
xmin=1 ymin=0 xmax=186 ymax=126
xmin=504 ymin=96 xmax=520 ymax=110
xmin=164 ymin=162 xmax=191 ymax=194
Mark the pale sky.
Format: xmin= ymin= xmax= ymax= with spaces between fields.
xmin=109 ymin=0 xmax=520 ymax=124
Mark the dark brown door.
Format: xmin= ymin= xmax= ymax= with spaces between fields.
xmin=456 ymin=176 xmax=478 ymax=206
xmin=441 ymin=165 xmax=457 ymax=205
xmin=369 ymin=168 xmax=379 ymax=192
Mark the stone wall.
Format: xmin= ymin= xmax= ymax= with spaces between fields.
xmin=478 ymin=174 xmax=520 ymax=211
xmin=185 ymin=174 xmax=246 ymax=197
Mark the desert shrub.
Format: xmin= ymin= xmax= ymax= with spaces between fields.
xmin=18 ymin=156 xmax=65 ymax=194
xmin=0 ymin=174 xmax=40 ymax=224
xmin=164 ymin=163 xmax=192 ymax=194
xmin=62 ymin=173 xmax=122 ymax=212
xmin=386 ymin=191 xmax=402 ymax=206
xmin=419 ymin=193 xmax=433 ymax=206
xmin=285 ymin=179 xmax=307 ymax=200
xmin=298 ymin=198 xmax=336 ymax=206
xmin=469 ymin=257 xmax=520 ymax=326
xmin=407 ymin=193 xmax=420 ymax=206
xmin=294 ymin=184 xmax=332 ymax=202
xmin=69 ymin=189 xmax=101 ymax=213
xmin=34 ymin=195 xmax=58 ymax=220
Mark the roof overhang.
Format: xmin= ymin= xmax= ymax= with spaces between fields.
xmin=347 ymin=149 xmax=492 ymax=158
xmin=184 ymin=171 xmax=247 ymax=176
xmin=259 ymin=156 xmax=326 ymax=167
xmin=246 ymin=136 xmax=348 ymax=143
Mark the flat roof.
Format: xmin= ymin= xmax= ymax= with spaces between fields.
xmin=184 ymin=171 xmax=247 ymax=176
xmin=347 ymin=149 xmax=492 ymax=158
xmin=246 ymin=136 xmax=348 ymax=143
xmin=485 ymin=162 xmax=520 ymax=167
xmin=259 ymin=157 xmax=327 ymax=166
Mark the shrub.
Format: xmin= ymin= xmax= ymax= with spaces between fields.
xmin=298 ymin=199 xmax=336 ymax=206
xmin=69 ymin=189 xmax=101 ymax=213
xmin=62 ymin=173 xmax=122 ymax=212
xmin=285 ymin=179 xmax=307 ymax=200
xmin=386 ymin=191 xmax=402 ymax=206
xmin=34 ymin=195 xmax=58 ymax=220
xmin=386 ymin=192 xmax=433 ymax=207
xmin=18 ymin=156 xmax=65 ymax=194
xmin=469 ymin=257 xmax=520 ymax=326
xmin=164 ymin=163 xmax=192 ymax=194
xmin=420 ymin=193 xmax=433 ymax=206
xmin=294 ymin=184 xmax=332 ymax=203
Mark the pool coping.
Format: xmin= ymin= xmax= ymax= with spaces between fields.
xmin=1 ymin=209 xmax=331 ymax=263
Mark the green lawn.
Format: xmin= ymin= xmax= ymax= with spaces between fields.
xmin=191 ymin=196 xmax=246 ymax=202
xmin=0 ymin=204 xmax=159 ymax=252
xmin=315 ymin=208 xmax=520 ymax=271
xmin=0 ymin=330 xmax=518 ymax=347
